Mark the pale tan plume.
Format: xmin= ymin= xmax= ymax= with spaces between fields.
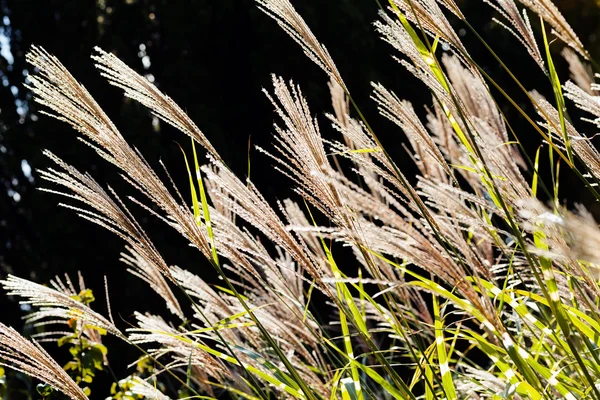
xmin=130 ymin=377 xmax=172 ymax=400
xmin=255 ymin=0 xmax=345 ymax=89
xmin=120 ymin=246 xmax=183 ymax=318
xmin=516 ymin=0 xmax=587 ymax=59
xmin=531 ymin=90 xmax=600 ymax=181
xmin=0 ymin=323 xmax=89 ymax=400
xmin=91 ymin=47 xmax=220 ymax=160
xmin=483 ymin=0 xmax=544 ymax=69
xmin=38 ymin=151 xmax=179 ymax=283
xmin=390 ymin=0 xmax=467 ymax=57
xmin=562 ymin=47 xmax=594 ymax=94
xmin=27 ymin=45 xmax=214 ymax=265
xmin=2 ymin=275 xmax=124 ymax=340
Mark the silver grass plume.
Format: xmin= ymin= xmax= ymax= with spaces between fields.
xmin=281 ymin=199 xmax=328 ymax=263
xmin=38 ymin=151 xmax=179 ymax=284
xmin=1 ymin=275 xmax=125 ymax=340
xmin=169 ymin=265 xmax=240 ymax=344
xmin=327 ymin=79 xmax=350 ymax=141
xmin=441 ymin=55 xmax=530 ymax=202
xmin=130 ymin=377 xmax=171 ymax=400
xmin=484 ymin=0 xmax=544 ymax=69
xmin=327 ymin=77 xmax=390 ymax=205
xmin=91 ymin=47 xmax=220 ymax=160
xmin=28 ymin=273 xmax=105 ymax=346
xmin=0 ymin=323 xmax=89 ymax=400
xmin=432 ymin=0 xmax=463 ymax=19
xmin=127 ymin=313 xmax=232 ymax=394
xmin=26 ymin=46 xmax=214 ymax=263
xmin=426 ymin=102 xmax=463 ymax=172
xmin=201 ymin=157 xmax=324 ymax=283
xmin=519 ymin=200 xmax=600 ymax=277
xmin=259 ymin=76 xmax=404 ymax=288
xmin=262 ymin=77 xmax=411 ymax=220
xmin=530 ymin=90 xmax=600 ymax=181
xmin=516 ymin=0 xmax=587 ymax=59
xmin=517 ymin=200 xmax=600 ymax=305
xmin=391 ymin=0 xmax=468 ymax=58
xmin=205 ymin=200 xmax=324 ymax=317
xmin=563 ymin=81 xmax=600 ymax=129
xmin=255 ymin=0 xmax=345 ymax=89
xmin=371 ymin=82 xmax=452 ymax=179
xmin=260 ymin=77 xmax=495 ymax=322
xmin=326 ymin=107 xmax=413 ymax=202
xmin=173 ymin=259 xmax=321 ymax=353
xmin=441 ymin=55 xmax=508 ymax=144
xmin=258 ymin=75 xmax=342 ymax=221
xmin=417 ymin=179 xmax=510 ymax=275
xmin=170 ymin=266 xmax=328 ymax=395
xmin=120 ymin=246 xmax=183 ymax=318
xmin=562 ymin=47 xmax=594 ymax=94
xmin=374 ymin=12 xmax=458 ymax=119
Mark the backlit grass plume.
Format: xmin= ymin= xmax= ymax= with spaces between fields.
xmin=0 ymin=323 xmax=89 ymax=400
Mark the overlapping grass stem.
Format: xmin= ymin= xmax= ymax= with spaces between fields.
xmin=3 ymin=0 xmax=600 ymax=399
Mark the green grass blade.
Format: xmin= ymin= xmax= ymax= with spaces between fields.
xmin=433 ymin=295 xmax=456 ymax=400
xmin=178 ymin=144 xmax=201 ymax=223
xmin=191 ymin=139 xmax=219 ymax=266
xmin=540 ymin=18 xmax=572 ymax=163
xmin=532 ymin=146 xmax=541 ymax=198
xmin=320 ymin=239 xmax=364 ymax=400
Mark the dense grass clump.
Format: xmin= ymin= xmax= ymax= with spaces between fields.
xmin=2 ymin=0 xmax=600 ymax=399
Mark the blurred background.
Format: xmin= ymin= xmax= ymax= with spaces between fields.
xmin=1 ymin=0 xmax=599 ymax=395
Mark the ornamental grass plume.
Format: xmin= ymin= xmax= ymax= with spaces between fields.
xmin=1 ymin=275 xmax=124 ymax=340
xmin=0 ymin=323 xmax=89 ymax=400
xmin=3 ymin=0 xmax=600 ymax=399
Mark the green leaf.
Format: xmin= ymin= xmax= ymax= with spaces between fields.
xmin=36 ymin=383 xmax=55 ymax=396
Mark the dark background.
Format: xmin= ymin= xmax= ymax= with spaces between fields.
xmin=1 ymin=0 xmax=599 ymax=396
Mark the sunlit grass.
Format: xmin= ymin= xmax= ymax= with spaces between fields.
xmin=2 ymin=0 xmax=600 ymax=399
